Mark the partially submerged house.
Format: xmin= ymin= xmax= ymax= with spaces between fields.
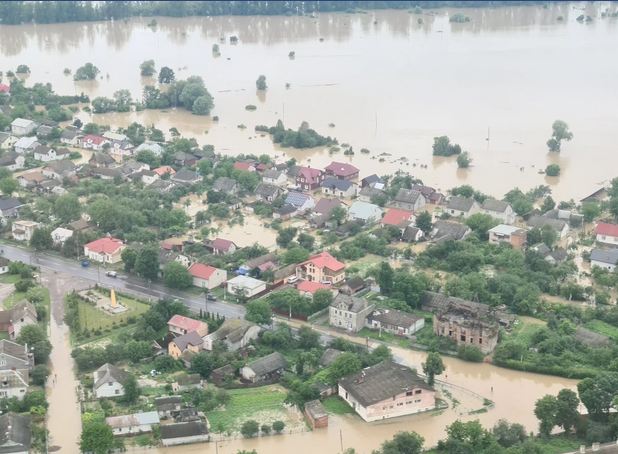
xmin=240 ymin=352 xmax=287 ymax=383
xmin=488 ymin=224 xmax=527 ymax=249
xmin=202 ymin=319 xmax=260 ymax=352
xmin=93 ymin=363 xmax=130 ymax=398
xmin=445 ymin=196 xmax=480 ymax=218
xmin=366 ymin=308 xmax=425 ymax=337
xmin=106 ymin=411 xmax=160 ymax=436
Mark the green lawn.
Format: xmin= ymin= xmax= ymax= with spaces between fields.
xmin=78 ymin=291 xmax=150 ymax=332
xmin=0 ymin=274 xmax=20 ymax=284
xmin=322 ymin=396 xmax=354 ymax=415
xmin=358 ymin=327 xmax=411 ymax=348
xmin=2 ymin=290 xmax=27 ymax=309
xmin=585 ymin=319 xmax=618 ymax=341
xmin=507 ymin=318 xmax=546 ymax=344
xmin=207 ymin=385 xmax=288 ymax=432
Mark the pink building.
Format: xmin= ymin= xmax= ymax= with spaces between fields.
xmin=338 ymin=360 xmax=435 ymax=422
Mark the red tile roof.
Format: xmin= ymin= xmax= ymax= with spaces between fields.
xmin=596 ymin=222 xmax=618 ymax=237
xmin=325 ymin=161 xmax=359 ymax=178
xmin=168 ymin=314 xmax=207 ymax=332
xmin=0 ymin=84 xmax=9 ymax=93
xmin=297 ymin=167 xmax=322 ymax=185
xmin=233 ymin=162 xmax=255 ymax=171
xmin=211 ymin=238 xmax=236 ymax=252
xmin=84 ymin=237 xmax=124 ymax=254
xmin=303 ymin=252 xmax=345 ymax=272
xmin=297 ymin=280 xmax=331 ymax=294
xmin=82 ymin=134 xmax=106 ymax=145
xmin=188 ymin=263 xmax=218 ymax=280
xmin=153 ymin=166 xmax=175 ymax=176
xmin=382 ymin=208 xmax=414 ymax=227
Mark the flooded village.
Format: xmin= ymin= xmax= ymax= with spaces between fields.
xmin=0 ymin=1 xmax=617 ymax=454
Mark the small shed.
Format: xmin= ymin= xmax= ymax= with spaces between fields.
xmin=304 ymin=400 xmax=328 ymax=429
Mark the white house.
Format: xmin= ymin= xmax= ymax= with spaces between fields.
xmin=0 ymin=370 xmax=28 ymax=400
xmin=348 ymin=201 xmax=383 ymax=224
xmin=84 ymin=237 xmax=125 ymax=264
xmin=51 ymin=227 xmax=73 ymax=246
xmin=321 ymin=178 xmax=357 ymax=198
xmin=93 ymin=363 xmax=130 ymax=398
xmin=33 ymin=145 xmax=70 ymax=162
xmin=262 ymin=169 xmax=287 ymax=186
xmin=12 ymin=220 xmax=39 ymax=242
xmin=0 ymin=257 xmax=10 ymax=274
xmin=590 ymin=249 xmax=618 ymax=272
xmin=0 ymin=152 xmax=25 ymax=171
xmin=481 ymin=199 xmax=515 ymax=224
xmin=160 ymin=422 xmax=209 ymax=446
xmin=10 ymin=118 xmax=36 ymax=137
xmin=0 ymin=133 xmax=18 ymax=150
xmin=188 ymin=263 xmax=227 ymax=290
xmin=446 ymin=196 xmax=481 ymax=218
xmin=106 ymin=411 xmax=160 ymax=436
xmin=202 ymin=319 xmax=261 ymax=352
xmin=227 ymin=275 xmax=266 ymax=299
xmin=13 ymin=136 xmax=40 ymax=154
xmin=135 ymin=141 xmax=165 ymax=157
xmin=595 ymin=222 xmax=618 ymax=246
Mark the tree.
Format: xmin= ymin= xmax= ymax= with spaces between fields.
xmin=122 ymin=374 xmax=140 ymax=404
xmin=547 ymin=120 xmax=573 ymax=152
xmin=158 ymin=66 xmax=175 ymax=84
xmin=121 ymin=248 xmax=137 ymax=272
xmin=297 ymin=233 xmax=315 ymax=250
xmin=374 ymin=431 xmax=424 ymax=454
xmin=541 ymin=196 xmax=555 ymax=213
xmin=545 ymin=164 xmax=560 ymax=176
xmin=298 ymin=326 xmax=320 ymax=349
xmin=415 ymin=211 xmax=432 ymax=235
xmin=465 ymin=213 xmax=499 ymax=240
xmin=555 ymin=388 xmax=579 ymax=433
xmin=283 ymin=247 xmax=309 ymax=265
xmin=54 ymin=194 xmax=81 ymax=223
xmin=134 ymin=246 xmax=159 ymax=280
xmin=163 ymin=262 xmax=192 ymax=289
xmin=313 ymin=289 xmax=333 ymax=311
xmin=31 ymin=365 xmax=49 ymax=386
xmin=577 ymin=372 xmax=618 ymax=420
xmin=422 ymin=352 xmax=444 ymax=386
xmin=192 ymin=94 xmax=214 ymax=115
xmin=140 ymin=59 xmax=156 ymax=76
xmin=30 ymin=228 xmax=53 ymax=251
xmin=456 ymin=151 xmax=471 ymax=168
xmin=74 ymin=62 xmax=99 ymax=80
xmin=191 ymin=352 xmax=217 ymax=378
xmin=16 ymin=64 xmax=30 ymax=73
xmin=439 ymin=420 xmax=498 ymax=453
xmin=276 ymin=227 xmax=297 ymax=248
xmin=245 ymin=299 xmax=272 ymax=325
xmin=581 ymin=202 xmax=601 ymax=223
xmin=432 ymin=136 xmax=461 ymax=156
xmin=534 ymin=394 xmax=557 ymax=436
xmin=17 ymin=325 xmax=52 ymax=363
xmin=240 ymin=419 xmax=260 ymax=438
xmin=492 ymin=419 xmax=526 ymax=448
xmin=272 ymin=420 xmax=285 ymax=433
xmin=327 ymin=352 xmax=362 ymax=384
xmin=80 ymin=419 xmax=114 ymax=454
xmin=540 ymin=225 xmax=557 ymax=247
xmin=330 ymin=206 xmax=347 ymax=224
xmin=377 ymin=262 xmax=394 ymax=295
xmin=261 ymin=424 xmax=271 ymax=435
xmin=256 ymin=75 xmax=267 ymax=90
xmin=113 ymin=89 xmax=132 ymax=112
xmin=0 ymin=177 xmax=17 ymax=195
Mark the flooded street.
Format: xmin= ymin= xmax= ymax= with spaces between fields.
xmin=43 ymin=271 xmax=86 ymax=453
xmin=1 ymin=3 xmax=618 ymax=200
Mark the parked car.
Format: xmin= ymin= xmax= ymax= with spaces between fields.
xmin=106 ymin=271 xmax=117 ymax=278
xmin=206 ymin=294 xmax=217 ymax=301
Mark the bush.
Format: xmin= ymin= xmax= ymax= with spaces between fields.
xmin=15 ymin=279 xmax=35 ymax=293
xmin=272 ymin=420 xmax=285 ymax=433
xmin=545 ymin=164 xmax=560 ymax=176
xmin=260 ymin=424 xmax=271 ymax=435
xmin=457 ymin=345 xmax=484 ymax=362
xmin=31 ymin=365 xmax=50 ymax=386
xmin=241 ymin=420 xmax=260 ymax=438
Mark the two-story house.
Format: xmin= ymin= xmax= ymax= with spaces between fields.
xmin=296 ymin=252 xmax=346 ymax=285
xmin=296 ymin=167 xmax=324 ymax=191
xmin=329 ymin=294 xmax=375 ymax=333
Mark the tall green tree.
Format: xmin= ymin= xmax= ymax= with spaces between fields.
xmin=377 ymin=262 xmax=394 ymax=295
xmin=373 ymin=431 xmax=424 ymax=454
xmin=30 ymin=228 xmax=53 ymax=251
xmin=422 ymin=352 xmax=444 ymax=386
xmin=555 ymin=388 xmax=579 ymax=433
xmin=245 ymin=299 xmax=272 ymax=325
xmin=163 ymin=262 xmax=192 ymax=289
xmin=534 ymin=394 xmax=557 ymax=437
xmin=80 ymin=419 xmax=114 ymax=454
xmin=134 ymin=246 xmax=159 ymax=280
xmin=415 ymin=211 xmax=432 ymax=235
xmin=122 ymin=374 xmax=140 ymax=404
xmin=158 ymin=66 xmax=175 ymax=84
xmin=54 ymin=194 xmax=81 ymax=223
xmin=139 ymin=59 xmax=156 ymax=76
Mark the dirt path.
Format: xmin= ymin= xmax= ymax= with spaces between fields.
xmin=43 ymin=271 xmax=89 ymax=453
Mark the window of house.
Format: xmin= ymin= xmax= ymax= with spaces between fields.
xmin=470 ymin=337 xmax=474 ymax=343
xmin=415 ymin=399 xmax=421 ymax=403
xmin=479 ymin=338 xmax=482 ymax=344
xmin=415 ymin=389 xmax=422 ymax=394
xmin=460 ymin=334 xmax=466 ymax=342
xmin=397 ymin=402 xmax=403 ymax=406
xmin=406 ymin=391 xmax=413 ymax=396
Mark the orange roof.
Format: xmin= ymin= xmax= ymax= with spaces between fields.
xmin=188 ymin=263 xmax=218 ymax=280
xmin=154 ymin=166 xmax=175 ymax=176
xmin=303 ymin=252 xmax=345 ymax=272
xmin=297 ymin=280 xmax=330 ymax=294
xmin=168 ymin=314 xmax=207 ymax=332
xmin=85 ymin=237 xmax=124 ymax=254
xmin=382 ymin=208 xmax=414 ymax=227
xmin=596 ymin=222 xmax=618 ymax=238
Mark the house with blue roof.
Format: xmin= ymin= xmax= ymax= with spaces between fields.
xmin=284 ymin=191 xmax=315 ymax=213
xmin=321 ymin=177 xmax=357 ymax=198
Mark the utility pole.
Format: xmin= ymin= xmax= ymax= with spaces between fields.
xmin=339 ymin=429 xmax=343 ymax=453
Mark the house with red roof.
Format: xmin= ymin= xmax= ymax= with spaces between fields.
xmin=79 ymin=134 xmax=110 ymax=151
xmin=205 ymin=238 xmax=237 ymax=255
xmin=233 ymin=161 xmax=256 ymax=172
xmin=296 ymin=280 xmax=333 ymax=297
xmin=0 ymin=84 xmax=10 ymax=94
xmin=296 ymin=167 xmax=324 ymax=191
xmin=596 ymin=222 xmax=618 ymax=246
xmin=296 ymin=251 xmax=346 ymax=285
xmin=84 ymin=237 xmax=125 ymax=264
xmin=153 ymin=166 xmax=176 ymax=177
xmin=188 ymin=263 xmax=227 ymax=290
xmin=167 ymin=314 xmax=209 ymax=337
xmin=324 ymin=161 xmax=359 ymax=181
xmin=381 ymin=208 xmax=415 ymax=230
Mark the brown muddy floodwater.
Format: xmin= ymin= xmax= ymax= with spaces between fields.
xmin=2 ymin=3 xmax=618 ymax=201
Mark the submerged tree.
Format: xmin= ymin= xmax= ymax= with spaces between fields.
xmin=546 ymin=120 xmax=573 ymax=152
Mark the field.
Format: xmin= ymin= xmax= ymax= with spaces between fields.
xmin=322 ymin=396 xmax=353 ymax=415
xmin=77 ymin=290 xmax=150 ymax=332
xmin=207 ymin=385 xmax=294 ymax=433
xmin=585 ymin=319 xmax=618 ymax=341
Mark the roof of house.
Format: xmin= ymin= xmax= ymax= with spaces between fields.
xmin=11 ymin=118 xmax=35 ymax=128
xmin=243 ymin=253 xmax=277 ymax=270
xmin=482 ymin=198 xmax=510 ymax=213
xmin=188 ymin=263 xmax=219 ymax=280
xmin=447 ymin=196 xmax=476 ymax=212
xmin=339 ymin=360 xmax=432 ymax=407
xmin=330 ymin=293 xmax=370 ymax=313
xmin=60 ymin=128 xmax=80 ymax=140
xmin=233 ymin=161 xmax=255 ymax=171
xmin=33 ymin=145 xmax=52 ymax=155
xmin=297 ymin=280 xmax=331 ymax=294
xmin=92 ymin=165 xmax=122 ymax=178
xmin=44 ymin=159 xmax=76 ymax=173
xmin=359 ymin=186 xmax=384 ymax=199
xmin=245 ymin=351 xmax=287 ymax=376
xmin=394 ymin=188 xmax=424 ymax=205
xmin=255 ymin=183 xmax=280 ymax=198
xmin=154 ymin=395 xmax=182 ymax=410
xmin=263 ymin=168 xmax=284 ymax=180
xmin=488 ymin=224 xmax=526 ymax=236
xmin=0 ymin=369 xmax=28 ymax=389
xmin=153 ymin=165 xmax=175 ymax=176
xmin=527 ymin=215 xmax=567 ymax=232
xmin=321 ymin=177 xmax=354 ymax=191
xmin=297 ymin=166 xmax=322 ymax=184
xmin=402 ymin=226 xmax=422 ymax=242
xmin=0 ymin=340 xmax=28 ymax=362
xmin=276 ymin=204 xmax=297 ymax=216
xmin=314 ymin=198 xmax=344 ymax=216
xmin=160 ymin=422 xmax=208 ymax=440
xmin=14 ymin=136 xmax=39 ymax=148
xmin=368 ymin=308 xmax=422 ymax=328
xmin=0 ymin=84 xmax=10 ymax=93
xmin=431 ymin=220 xmax=470 ymax=242
xmin=176 ymin=373 xmax=202 ymax=386
xmin=285 ymin=191 xmax=312 ymax=208
xmin=227 ymin=275 xmax=266 ymax=289
xmin=171 ymin=331 xmax=203 ymax=351
xmin=94 ymin=363 xmax=130 ymax=389
xmin=172 ymin=169 xmax=201 ymax=182
xmin=69 ymin=218 xmax=90 ymax=231
xmin=208 ymin=319 xmax=258 ymax=344
xmin=168 ymin=315 xmax=207 ymax=333
xmin=304 ymin=399 xmax=328 ymax=419
xmin=361 ymin=174 xmax=382 ymax=186
xmin=590 ymin=248 xmax=618 ymax=265
xmin=319 ymin=348 xmax=343 ymax=367
xmin=596 ymin=222 xmax=618 ymax=237
xmin=325 ymin=161 xmax=359 ymax=178
xmin=211 ymin=238 xmax=236 ymax=252
xmin=106 ymin=411 xmax=160 ymax=429
xmin=136 ymin=142 xmax=164 ymax=154
xmin=83 ymin=134 xmax=107 ymax=145
xmin=85 ymin=237 xmax=124 ymax=254
xmin=382 ymin=208 xmax=414 ymax=227
xmin=0 ymin=413 xmax=31 ymax=451
xmin=421 ymin=291 xmax=515 ymax=325
xmin=302 ymin=251 xmax=345 ymax=272
xmin=213 ymin=177 xmax=238 ymax=192
xmin=0 ymin=198 xmax=23 ymax=211
xmin=349 ymin=201 xmax=382 ymax=220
